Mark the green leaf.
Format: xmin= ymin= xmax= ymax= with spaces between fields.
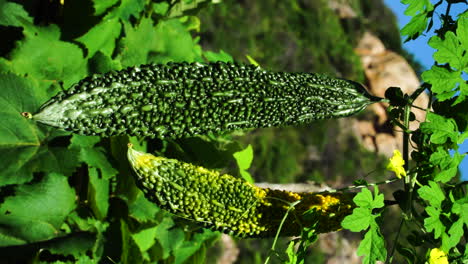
xmin=429 ymin=33 xmax=466 ymax=70
xmin=418 ymin=181 xmax=445 ymax=208
xmin=421 ymin=66 xmax=460 ymax=100
xmin=429 ymin=148 xmax=464 ymax=183
xmin=70 ymin=135 xmax=118 ymax=180
xmin=0 ymin=0 xmax=32 ymax=27
xmin=132 ymin=225 xmax=158 ymax=253
xmin=420 ymin=112 xmax=459 ymax=144
xmin=442 ymin=218 xmax=464 ymax=251
xmin=88 ymin=167 xmax=110 ymax=220
xmin=92 ymin=0 xmax=119 ymax=15
xmin=204 ymin=50 xmax=234 ymax=62
xmin=424 ymin=206 xmax=445 ymax=239
xmin=401 ymin=13 xmax=429 ymax=41
xmin=172 ymin=229 xmax=219 ymax=264
xmin=153 ymin=217 xmax=185 ymax=259
xmin=457 ymin=17 xmax=468 ymax=53
xmin=117 ymin=18 xmax=202 ymax=66
xmin=76 ymin=17 xmax=122 ymax=58
xmin=357 ymin=222 xmax=387 ymax=264
xmin=401 ymin=0 xmax=433 ymax=16
xmin=0 ymin=173 xmax=76 ymax=246
xmin=341 ymin=207 xmax=373 ymax=232
xmin=167 ymin=0 xmax=212 ymax=18
xmin=5 ymin=24 xmax=86 ymax=90
xmin=233 ymin=144 xmax=254 ymax=183
xmin=44 ymin=232 xmax=96 ymax=259
xmin=352 ymin=187 xmax=384 ymax=209
xmin=128 ymin=192 xmax=160 ymax=223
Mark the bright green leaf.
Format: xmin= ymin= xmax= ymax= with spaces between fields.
xmin=457 ymin=18 xmax=468 ymax=55
xmin=442 ymin=218 xmax=464 ymax=251
xmin=0 ymin=0 xmax=32 ymax=27
xmin=132 ymin=225 xmax=158 ymax=252
xmin=401 ymin=13 xmax=429 ymax=41
xmin=92 ymin=0 xmax=119 ymax=15
xmin=352 ymin=187 xmax=384 ymax=209
xmin=128 ymin=192 xmax=160 ymax=223
xmin=424 ymin=206 xmax=445 ymax=239
xmin=429 ymin=33 xmax=465 ymax=69
xmin=401 ymin=0 xmax=433 ymax=16
xmin=154 ymin=217 xmax=185 ymax=259
xmin=418 ymin=181 xmax=445 ymax=208
xmin=233 ymin=144 xmax=253 ymax=170
xmin=341 ymin=207 xmax=373 ymax=232
xmin=5 ymin=24 xmax=86 ymax=90
xmin=204 ymin=50 xmax=234 ymax=62
xmin=420 ymin=112 xmax=459 ymax=144
xmin=357 ymin=222 xmax=387 ymax=264
xmin=0 ymin=173 xmax=76 ymax=246
xmin=76 ymin=17 xmax=121 ymax=58
xmin=422 ymin=66 xmax=460 ymax=101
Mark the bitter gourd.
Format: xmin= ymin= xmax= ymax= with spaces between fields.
xmin=127 ymin=145 xmax=355 ymax=237
xmin=26 ymin=62 xmax=381 ymax=138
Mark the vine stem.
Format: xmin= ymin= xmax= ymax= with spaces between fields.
xmin=264 ymin=200 xmax=301 ymax=264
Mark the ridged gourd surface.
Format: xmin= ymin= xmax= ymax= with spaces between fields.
xmin=30 ymin=62 xmax=380 ymax=138
xmin=127 ymin=146 xmax=355 ymax=237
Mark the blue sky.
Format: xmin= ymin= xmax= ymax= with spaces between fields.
xmin=383 ymin=0 xmax=468 ymax=180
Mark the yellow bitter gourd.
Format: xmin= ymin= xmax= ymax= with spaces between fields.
xmin=127 ymin=145 xmax=355 ymax=237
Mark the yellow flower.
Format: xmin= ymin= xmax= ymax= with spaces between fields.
xmin=428 ymin=248 xmax=448 ymax=264
xmin=386 ymin=150 xmax=407 ymax=179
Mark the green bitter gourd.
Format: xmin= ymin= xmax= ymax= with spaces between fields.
xmin=25 ymin=62 xmax=381 ymax=138
xmin=127 ymin=145 xmax=355 ymax=237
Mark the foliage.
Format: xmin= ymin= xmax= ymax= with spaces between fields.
xmin=0 ymin=0 xmax=231 ymax=263
xmin=340 ymin=1 xmax=468 ymax=263
xmin=1 ymin=0 xmax=467 ymax=263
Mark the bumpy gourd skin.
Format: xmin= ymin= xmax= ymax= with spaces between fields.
xmin=127 ymin=146 xmax=355 ymax=237
xmin=29 ymin=62 xmax=380 ymax=138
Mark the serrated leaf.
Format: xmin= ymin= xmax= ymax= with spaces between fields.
xmin=422 ymin=66 xmax=460 ymax=100
xmin=0 ymin=173 xmax=76 ymax=246
xmin=117 ymin=18 xmax=202 ymax=66
xmin=420 ymin=112 xmax=459 ymax=144
xmin=401 ymin=13 xmax=429 ymax=41
xmin=401 ymin=0 xmax=433 ymax=16
xmin=341 ymin=207 xmax=373 ymax=232
xmin=5 ymin=24 xmax=86 ymax=90
xmin=76 ymin=17 xmax=121 ymax=58
xmin=429 ymin=33 xmax=465 ymax=69
xmin=418 ymin=181 xmax=445 ymax=208
xmin=352 ymin=187 xmax=384 ymax=209
xmin=442 ymin=218 xmax=464 ymax=251
xmin=424 ymin=206 xmax=445 ymax=239
xmin=357 ymin=222 xmax=387 ymax=264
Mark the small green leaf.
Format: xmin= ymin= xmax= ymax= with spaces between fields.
xmin=401 ymin=13 xmax=429 ymax=41
xmin=352 ymin=187 xmax=384 ymax=209
xmin=0 ymin=0 xmax=32 ymax=27
xmin=357 ymin=222 xmax=387 ymax=264
xmin=421 ymin=66 xmax=460 ymax=100
xmin=418 ymin=181 xmax=445 ymax=208
xmin=132 ymin=225 xmax=158 ymax=252
xmin=401 ymin=0 xmax=433 ymax=16
xmin=233 ymin=144 xmax=254 ymax=183
xmin=341 ymin=207 xmax=373 ymax=232
xmin=420 ymin=112 xmax=459 ymax=144
xmin=92 ymin=0 xmax=119 ymax=15
xmin=204 ymin=50 xmax=234 ymax=62
xmin=424 ymin=206 xmax=445 ymax=239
